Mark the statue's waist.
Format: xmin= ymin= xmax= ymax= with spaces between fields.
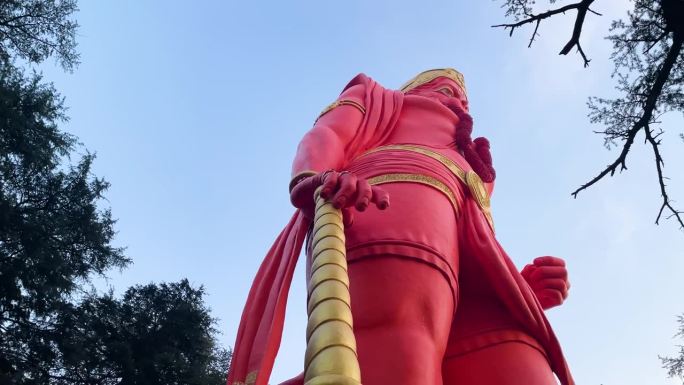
xmin=346 ymin=144 xmax=494 ymax=230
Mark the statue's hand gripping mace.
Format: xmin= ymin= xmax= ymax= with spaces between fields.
xmin=304 ymin=189 xmax=361 ymax=385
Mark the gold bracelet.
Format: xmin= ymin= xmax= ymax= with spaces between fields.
xmin=289 ymin=170 xmax=318 ymax=193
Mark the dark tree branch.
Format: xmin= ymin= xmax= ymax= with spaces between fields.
xmin=571 ymin=123 xmax=641 ymax=196
xmin=495 ymin=1 xmax=684 ymax=230
xmin=646 ymin=30 xmax=671 ymax=53
xmin=558 ymin=0 xmax=595 ymax=67
xmin=493 ymin=0 xmax=598 ymax=66
xmin=572 ymin=33 xmax=684 ymax=226
xmin=587 ymin=7 xmax=602 ymax=16
xmin=644 ymin=125 xmax=684 ymax=228
xmin=529 ymin=19 xmax=542 ymax=47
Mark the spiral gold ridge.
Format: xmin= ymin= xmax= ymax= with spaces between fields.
xmin=307 ymin=280 xmax=351 ymax=315
xmin=310 ymin=250 xmax=347 ymax=275
xmin=314 ymin=200 xmax=341 ymax=218
xmin=306 ymin=299 xmax=353 ymax=341
xmin=311 ymin=223 xmax=346 ymax=250
xmin=304 ymin=320 xmax=358 ymax=369
xmin=312 ymin=237 xmax=346 ymax=260
xmin=304 ymin=191 xmax=361 ymax=385
xmin=313 ymin=217 xmax=344 ymax=235
xmin=308 ymin=264 xmax=350 ymax=295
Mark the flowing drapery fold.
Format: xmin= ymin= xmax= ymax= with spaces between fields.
xmin=226 ymin=212 xmax=308 ymax=385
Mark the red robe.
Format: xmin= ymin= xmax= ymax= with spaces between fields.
xmin=227 ymin=74 xmax=573 ymax=385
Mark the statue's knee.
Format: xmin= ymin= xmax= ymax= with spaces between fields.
xmin=348 ymin=258 xmax=453 ymax=329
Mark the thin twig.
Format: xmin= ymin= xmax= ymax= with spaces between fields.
xmin=493 ymin=0 xmax=597 ymax=66
xmin=644 ymin=125 xmax=684 ymax=227
xmin=571 ymin=125 xmax=640 ymax=197
xmin=529 ymin=19 xmax=542 ymax=47
xmin=587 ymin=8 xmax=602 ymax=16
xmin=572 ymin=34 xmax=684 ymax=227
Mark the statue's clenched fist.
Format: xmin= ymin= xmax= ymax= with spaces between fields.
xmin=290 ymin=170 xmax=390 ymax=224
xmin=521 ymin=256 xmax=570 ymax=310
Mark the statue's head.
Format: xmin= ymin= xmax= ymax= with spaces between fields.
xmin=400 ymin=68 xmax=468 ymax=112
xmin=400 ymin=68 xmax=496 ymax=185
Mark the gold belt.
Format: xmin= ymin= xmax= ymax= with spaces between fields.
xmin=361 ymin=144 xmax=494 ymax=230
xmin=368 ymin=173 xmax=459 ymax=217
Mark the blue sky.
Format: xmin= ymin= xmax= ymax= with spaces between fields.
xmin=41 ymin=1 xmax=684 ymax=384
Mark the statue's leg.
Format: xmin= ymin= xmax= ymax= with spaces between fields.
xmin=441 ymin=341 xmax=556 ymax=385
xmin=348 ymin=255 xmax=454 ymax=385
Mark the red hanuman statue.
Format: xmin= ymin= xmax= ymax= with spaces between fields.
xmin=227 ymin=69 xmax=574 ymax=385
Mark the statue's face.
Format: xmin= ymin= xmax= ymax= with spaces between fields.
xmin=406 ymin=77 xmax=469 ymax=113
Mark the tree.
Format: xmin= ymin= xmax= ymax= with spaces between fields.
xmin=1 ymin=1 xmax=230 ymax=383
xmin=494 ymin=0 xmax=684 ymax=229
xmin=0 ymin=59 xmax=129 ymax=384
xmin=54 ymin=280 xmax=231 ymax=385
xmin=0 ymin=0 xmax=79 ymax=70
xmin=660 ymin=314 xmax=684 ymax=383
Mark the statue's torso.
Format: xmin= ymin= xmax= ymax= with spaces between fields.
xmin=339 ymin=94 xmax=526 ymax=346
xmin=340 ymin=95 xmax=466 ymax=301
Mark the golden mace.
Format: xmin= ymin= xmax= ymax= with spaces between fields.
xmin=303 ymin=190 xmax=361 ymax=385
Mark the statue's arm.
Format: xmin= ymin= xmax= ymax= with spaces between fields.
xmin=291 ymin=83 xmax=365 ymax=181
xmin=288 ymin=83 xmax=388 ymax=218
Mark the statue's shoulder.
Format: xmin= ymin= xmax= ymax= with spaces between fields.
xmin=339 ymin=72 xmax=375 ymax=101
xmin=315 ymin=73 xmax=397 ymax=121
xmin=341 ymin=72 xmax=393 ymax=95
xmin=316 ymin=73 xmax=370 ymax=121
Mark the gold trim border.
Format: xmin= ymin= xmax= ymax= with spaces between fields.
xmin=400 ymin=68 xmax=466 ymax=96
xmin=361 ymin=144 xmax=494 ymax=230
xmin=367 ymin=173 xmax=459 ymax=218
xmin=316 ymin=99 xmax=366 ymax=122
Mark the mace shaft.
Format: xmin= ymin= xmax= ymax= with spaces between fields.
xmin=303 ymin=192 xmax=361 ymax=385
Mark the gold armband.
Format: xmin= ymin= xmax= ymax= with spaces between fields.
xmin=315 ymin=99 xmax=366 ymax=122
xmin=289 ymin=170 xmax=318 ymax=193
